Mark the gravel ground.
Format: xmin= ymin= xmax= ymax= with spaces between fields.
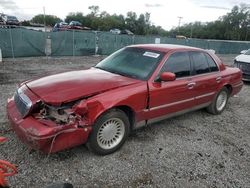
xmin=0 ymin=54 xmax=249 ymax=188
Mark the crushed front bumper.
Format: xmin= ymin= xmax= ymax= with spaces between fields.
xmin=234 ymin=61 xmax=250 ymax=81
xmin=242 ymin=73 xmax=250 ymax=82
xmin=7 ymin=98 xmax=92 ymax=153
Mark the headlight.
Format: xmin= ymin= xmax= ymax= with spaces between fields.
xmin=14 ymin=87 xmax=32 ymax=117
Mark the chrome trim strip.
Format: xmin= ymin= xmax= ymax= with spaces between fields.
xmin=147 ymin=102 xmax=210 ymax=125
xmin=149 ymin=98 xmax=194 ymax=111
xmin=195 ymin=92 xmax=215 ymax=99
xmin=145 ymin=92 xmax=214 ymax=112
xmin=175 ymin=71 xmax=220 ymax=81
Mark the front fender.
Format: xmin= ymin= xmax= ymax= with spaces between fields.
xmin=78 ymin=82 xmax=148 ymax=126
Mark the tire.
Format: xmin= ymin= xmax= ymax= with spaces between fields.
xmin=206 ymin=87 xmax=229 ymax=115
xmin=87 ymin=109 xmax=130 ymax=155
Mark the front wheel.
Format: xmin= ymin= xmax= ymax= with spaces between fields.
xmin=206 ymin=87 xmax=229 ymax=115
xmin=87 ymin=109 xmax=130 ymax=155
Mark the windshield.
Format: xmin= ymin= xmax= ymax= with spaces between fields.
xmin=95 ymin=47 xmax=164 ymax=80
xmin=244 ymin=49 xmax=250 ymax=55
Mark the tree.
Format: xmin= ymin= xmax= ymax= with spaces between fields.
xmin=125 ymin=12 xmax=137 ymax=33
xmin=169 ymin=4 xmax=250 ymax=40
xmin=63 ymin=5 xmax=167 ymax=35
xmin=88 ymin=5 xmax=100 ymax=17
xmin=31 ymin=14 xmax=62 ymax=26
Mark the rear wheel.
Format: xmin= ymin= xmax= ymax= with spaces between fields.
xmin=87 ymin=109 xmax=130 ymax=155
xmin=206 ymin=87 xmax=229 ymax=115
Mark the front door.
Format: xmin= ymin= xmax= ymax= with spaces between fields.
xmin=146 ymin=51 xmax=197 ymax=121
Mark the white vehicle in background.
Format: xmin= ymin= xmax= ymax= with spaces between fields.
xmin=234 ymin=49 xmax=250 ymax=81
xmin=110 ymin=28 xmax=121 ymax=34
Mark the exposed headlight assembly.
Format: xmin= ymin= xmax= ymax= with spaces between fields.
xmin=14 ymin=87 xmax=32 ymax=117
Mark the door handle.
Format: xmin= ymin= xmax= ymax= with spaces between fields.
xmin=187 ymin=82 xmax=196 ymax=89
xmin=216 ymin=77 xmax=221 ymax=83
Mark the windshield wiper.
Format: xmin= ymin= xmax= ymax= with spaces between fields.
xmin=109 ymin=70 xmax=139 ymax=79
xmin=95 ymin=66 xmax=139 ymax=79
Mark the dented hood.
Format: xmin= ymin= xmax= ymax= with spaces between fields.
xmin=26 ymin=68 xmax=140 ymax=105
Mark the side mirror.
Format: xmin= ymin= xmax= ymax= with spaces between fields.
xmin=159 ymin=72 xmax=176 ymax=82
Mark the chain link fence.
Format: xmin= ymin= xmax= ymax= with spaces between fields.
xmin=1 ymin=27 xmax=250 ymax=58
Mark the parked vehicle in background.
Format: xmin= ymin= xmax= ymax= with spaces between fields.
xmin=120 ymin=29 xmax=134 ymax=35
xmin=68 ymin=21 xmax=83 ymax=30
xmin=110 ymin=28 xmax=121 ymax=34
xmin=7 ymin=44 xmax=243 ymax=155
xmin=110 ymin=29 xmax=133 ymax=35
xmin=53 ymin=22 xmax=69 ymax=32
xmin=2 ymin=15 xmax=19 ymax=26
xmin=176 ymin=35 xmax=187 ymax=39
xmin=234 ymin=49 xmax=250 ymax=81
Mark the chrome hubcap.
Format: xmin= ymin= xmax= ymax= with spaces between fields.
xmin=216 ymin=91 xmax=227 ymax=111
xmin=97 ymin=118 xmax=125 ymax=150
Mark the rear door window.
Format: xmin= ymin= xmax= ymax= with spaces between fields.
xmin=190 ymin=52 xmax=210 ymax=74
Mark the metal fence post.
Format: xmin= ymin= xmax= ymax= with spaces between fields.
xmin=132 ymin=35 xmax=135 ymax=44
xmin=0 ymin=48 xmax=2 ymax=62
xmin=9 ymin=27 xmax=14 ymax=60
xmin=72 ymin=30 xmax=75 ymax=56
xmin=95 ymin=31 xmax=99 ymax=55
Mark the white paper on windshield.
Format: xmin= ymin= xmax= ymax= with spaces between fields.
xmin=143 ymin=51 xmax=160 ymax=58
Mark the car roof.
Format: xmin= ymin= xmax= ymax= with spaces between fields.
xmin=129 ymin=44 xmax=202 ymax=53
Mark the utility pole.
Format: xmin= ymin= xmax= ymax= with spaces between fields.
xmin=190 ymin=24 xmax=193 ymax=38
xmin=177 ymin=16 xmax=183 ymax=33
xmin=43 ymin=6 xmax=46 ymax=32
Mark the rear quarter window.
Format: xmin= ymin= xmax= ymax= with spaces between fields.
xmin=204 ymin=53 xmax=219 ymax=72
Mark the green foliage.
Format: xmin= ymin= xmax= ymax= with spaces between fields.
xmin=64 ymin=6 xmax=168 ymax=35
xmin=30 ymin=4 xmax=250 ymax=40
xmin=20 ymin=20 xmax=31 ymax=26
xmin=170 ymin=4 xmax=250 ymax=41
xmin=31 ymin=14 xmax=62 ymax=26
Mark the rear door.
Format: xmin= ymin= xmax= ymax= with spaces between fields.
xmin=189 ymin=51 xmax=221 ymax=105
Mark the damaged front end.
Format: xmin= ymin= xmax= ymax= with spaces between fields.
xmin=7 ymin=86 xmax=92 ymax=153
xmin=34 ymin=101 xmax=84 ymax=126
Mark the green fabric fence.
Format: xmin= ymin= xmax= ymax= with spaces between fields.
xmin=0 ymin=27 xmax=46 ymax=58
xmin=1 ymin=27 xmax=250 ymax=58
xmin=50 ymin=30 xmax=96 ymax=56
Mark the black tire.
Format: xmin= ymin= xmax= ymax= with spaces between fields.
xmin=206 ymin=87 xmax=229 ymax=115
xmin=87 ymin=109 xmax=130 ymax=155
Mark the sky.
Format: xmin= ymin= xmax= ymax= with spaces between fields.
xmin=0 ymin=0 xmax=249 ymax=30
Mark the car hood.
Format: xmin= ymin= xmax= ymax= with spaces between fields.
xmin=235 ymin=54 xmax=250 ymax=63
xmin=26 ymin=68 xmax=140 ymax=105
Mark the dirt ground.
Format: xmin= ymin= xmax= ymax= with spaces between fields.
xmin=0 ymin=54 xmax=249 ymax=188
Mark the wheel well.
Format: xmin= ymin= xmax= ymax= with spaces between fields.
xmin=115 ymin=105 xmax=135 ymax=129
xmin=224 ymin=84 xmax=233 ymax=95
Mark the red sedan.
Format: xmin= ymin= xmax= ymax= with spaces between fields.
xmin=7 ymin=44 xmax=243 ymax=155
